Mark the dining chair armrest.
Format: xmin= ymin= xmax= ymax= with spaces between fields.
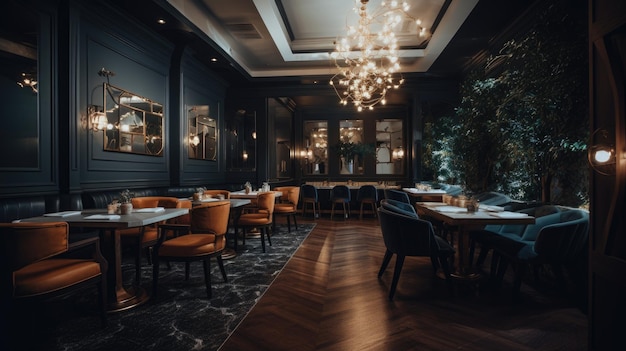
xmin=156 ymin=223 xmax=190 ymax=245
xmin=66 ymin=236 xmax=108 ymax=274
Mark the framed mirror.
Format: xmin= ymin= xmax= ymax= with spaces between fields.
xmin=226 ymin=109 xmax=256 ymax=171
xmin=94 ymin=83 xmax=164 ymax=156
xmin=188 ymin=105 xmax=217 ymax=160
xmin=302 ymin=121 xmax=328 ymax=175
xmin=376 ymin=119 xmax=404 ymax=174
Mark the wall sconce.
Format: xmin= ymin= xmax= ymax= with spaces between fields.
xmin=17 ymin=72 xmax=38 ymax=94
xmin=89 ymin=105 xmax=108 ymax=131
xmin=588 ymin=128 xmax=616 ymax=175
xmin=300 ymin=149 xmax=313 ymax=159
xmin=392 ymin=146 xmax=404 ymax=160
xmin=242 ymin=150 xmax=248 ymax=161
xmin=190 ymin=134 xmax=200 ymax=147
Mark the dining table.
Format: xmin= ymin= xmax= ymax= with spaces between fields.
xmin=18 ymin=207 xmax=189 ymax=312
xmin=229 ymin=190 xmax=283 ymax=199
xmin=414 ymin=202 xmax=535 ymax=281
xmin=402 ymin=187 xmax=447 ymax=202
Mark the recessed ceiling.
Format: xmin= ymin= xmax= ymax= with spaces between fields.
xmin=167 ymin=0 xmax=478 ymax=77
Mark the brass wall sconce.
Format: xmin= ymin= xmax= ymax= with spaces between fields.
xmin=588 ymin=128 xmax=616 ymax=175
xmin=392 ymin=146 xmax=404 ymax=160
xmin=89 ymin=105 xmax=108 ymax=132
xmin=300 ymin=149 xmax=313 ymax=159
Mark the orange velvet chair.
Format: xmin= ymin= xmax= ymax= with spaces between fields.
xmin=122 ymin=196 xmax=182 ymax=284
xmin=0 ymin=222 xmax=107 ymax=327
xmin=152 ymin=201 xmax=230 ymax=298
xmin=273 ymin=186 xmax=300 ymax=232
xmin=235 ymin=192 xmax=275 ymax=252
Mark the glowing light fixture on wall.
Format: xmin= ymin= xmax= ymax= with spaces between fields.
xmin=329 ymin=0 xmax=428 ymax=111
xmin=588 ymin=128 xmax=616 ymax=175
xmin=392 ymin=146 xmax=404 ymax=160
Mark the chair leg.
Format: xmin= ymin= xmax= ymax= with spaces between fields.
xmin=512 ymin=263 xmax=526 ymax=299
xmin=266 ymin=226 xmax=272 ymax=247
xmin=98 ymin=277 xmax=107 ymax=327
xmin=359 ymin=203 xmax=364 ymax=220
xmin=260 ymin=228 xmax=266 ymax=252
xmin=217 ymin=255 xmax=227 ymax=282
xmin=389 ymin=255 xmax=405 ymax=300
xmin=202 ymin=259 xmax=212 ymax=299
xmin=330 ymin=203 xmax=335 ymax=219
xmin=286 ymin=215 xmax=292 ymax=232
xmin=292 ymin=214 xmax=298 ymax=230
xmin=152 ymin=256 xmax=160 ymax=297
xmin=378 ymin=250 xmax=393 ymax=277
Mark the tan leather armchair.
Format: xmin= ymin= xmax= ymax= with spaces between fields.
xmin=121 ymin=196 xmax=182 ymax=284
xmin=235 ymin=192 xmax=275 ymax=252
xmin=273 ymin=186 xmax=300 ymax=232
xmin=0 ymin=222 xmax=107 ymax=328
xmin=152 ymin=200 xmax=230 ymax=299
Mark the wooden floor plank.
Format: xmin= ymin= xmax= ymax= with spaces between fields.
xmin=220 ymin=216 xmax=588 ymax=351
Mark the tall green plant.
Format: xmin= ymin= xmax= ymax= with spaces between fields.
xmin=426 ymin=0 xmax=588 ymax=206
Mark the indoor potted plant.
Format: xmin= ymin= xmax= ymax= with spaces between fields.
xmin=118 ymin=189 xmax=135 ymax=215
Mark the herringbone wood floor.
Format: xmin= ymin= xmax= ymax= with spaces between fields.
xmin=220 ymin=215 xmax=588 ymax=351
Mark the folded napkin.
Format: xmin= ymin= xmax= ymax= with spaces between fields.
xmin=479 ymin=204 xmax=505 ymax=212
xmin=134 ymin=207 xmax=165 ymax=213
xmin=489 ymin=211 xmax=529 ymax=218
xmin=43 ymin=211 xmax=82 ymax=217
xmin=84 ymin=214 xmax=121 ymax=220
xmin=435 ymin=206 xmax=468 ymax=213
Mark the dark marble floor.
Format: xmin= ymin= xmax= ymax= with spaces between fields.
xmin=4 ymin=224 xmax=315 ymax=351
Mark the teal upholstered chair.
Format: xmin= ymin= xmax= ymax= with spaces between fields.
xmin=377 ymin=207 xmax=454 ymax=300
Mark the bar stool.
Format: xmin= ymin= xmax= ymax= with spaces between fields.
xmin=300 ymin=184 xmax=320 ymax=218
xmin=330 ymin=185 xmax=351 ymax=220
xmin=357 ymin=185 xmax=378 ymax=219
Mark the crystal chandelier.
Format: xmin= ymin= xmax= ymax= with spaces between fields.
xmin=330 ymin=0 xmax=427 ymax=111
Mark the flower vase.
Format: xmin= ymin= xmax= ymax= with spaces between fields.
xmin=120 ymin=203 xmax=133 ymax=215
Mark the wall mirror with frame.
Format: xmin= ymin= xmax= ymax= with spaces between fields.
xmin=302 ymin=121 xmax=328 ymax=175
xmin=188 ymin=105 xmax=217 ymax=160
xmin=226 ymin=109 xmax=256 ymax=171
xmin=376 ymin=119 xmax=404 ymax=174
xmin=93 ymin=83 xmax=164 ymax=156
xmin=337 ymin=119 xmax=365 ymax=175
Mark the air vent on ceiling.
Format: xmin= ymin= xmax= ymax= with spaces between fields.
xmin=226 ymin=23 xmax=263 ymax=40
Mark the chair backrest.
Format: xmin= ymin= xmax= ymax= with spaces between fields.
xmin=203 ymin=189 xmax=231 ymax=199
xmin=534 ymin=209 xmax=589 ymax=262
xmin=357 ymin=185 xmax=378 ymax=202
xmin=0 ymin=222 xmax=69 ymax=272
xmin=256 ymin=192 xmax=276 ymax=217
xmin=132 ymin=196 xmax=181 ymax=209
xmin=301 ymin=184 xmax=318 ymax=201
xmin=380 ymin=199 xmax=418 ymax=218
xmin=190 ymin=201 xmax=231 ymax=235
xmin=377 ymin=207 xmax=439 ymax=257
xmin=275 ymin=186 xmax=300 ymax=206
xmin=384 ymin=189 xmax=410 ymax=204
xmin=331 ymin=185 xmax=351 ymax=201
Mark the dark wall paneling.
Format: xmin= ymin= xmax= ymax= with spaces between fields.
xmin=179 ymin=49 xmax=227 ymax=186
xmin=77 ymin=0 xmax=173 ymax=191
xmin=588 ymin=0 xmax=626 ymax=350
xmin=0 ymin=8 xmax=57 ymax=197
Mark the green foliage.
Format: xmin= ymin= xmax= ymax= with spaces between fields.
xmin=424 ymin=0 xmax=588 ymax=206
xmin=333 ymin=141 xmax=375 ymax=160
